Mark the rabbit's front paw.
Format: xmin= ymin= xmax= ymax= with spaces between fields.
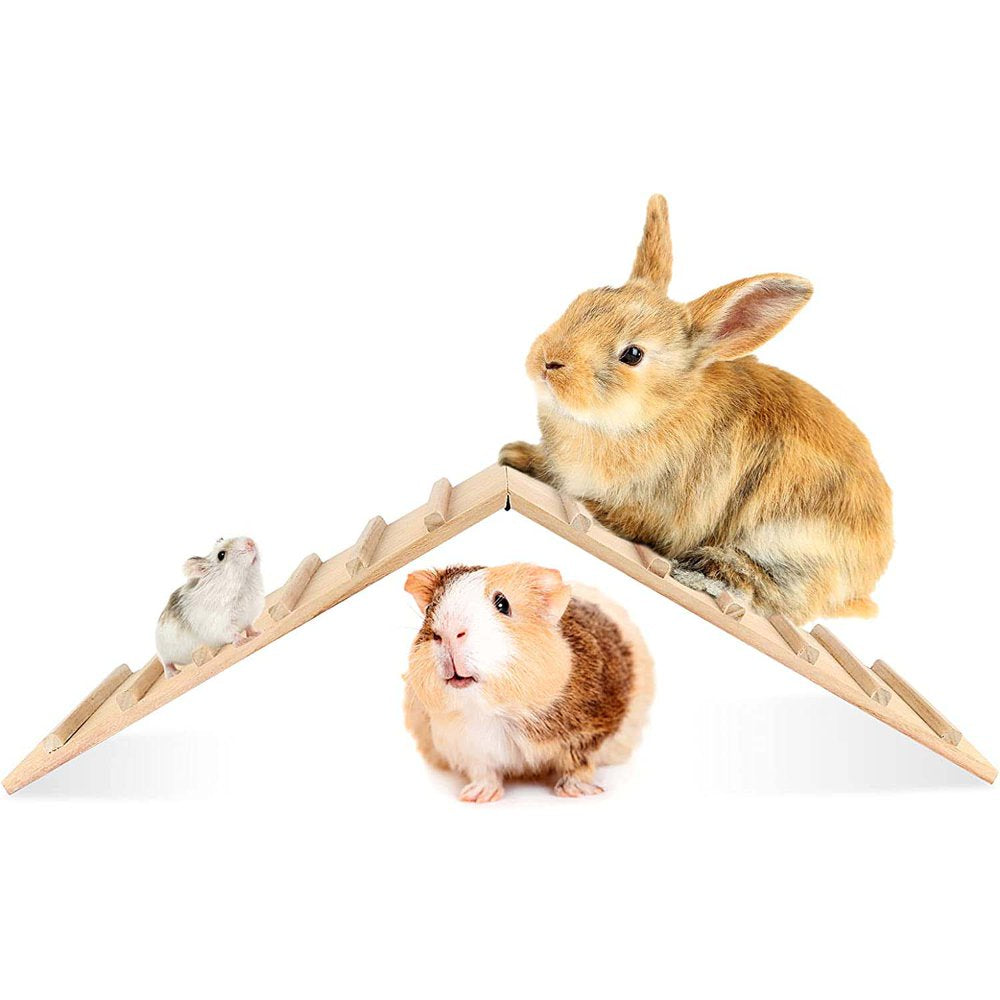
xmin=499 ymin=440 xmax=540 ymax=476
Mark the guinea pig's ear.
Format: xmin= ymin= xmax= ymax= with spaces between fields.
xmin=688 ymin=273 xmax=813 ymax=362
xmin=183 ymin=556 xmax=211 ymax=579
xmin=629 ymin=194 xmax=672 ymax=290
xmin=531 ymin=567 xmax=573 ymax=625
xmin=404 ymin=569 xmax=440 ymax=613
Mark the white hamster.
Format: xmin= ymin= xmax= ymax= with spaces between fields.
xmin=155 ymin=537 xmax=264 ymax=678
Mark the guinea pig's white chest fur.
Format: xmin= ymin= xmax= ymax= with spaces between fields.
xmin=428 ymin=697 xmax=528 ymax=778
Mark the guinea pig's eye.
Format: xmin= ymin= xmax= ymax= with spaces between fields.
xmin=432 ymin=632 xmax=442 ymax=642
xmin=493 ymin=592 xmax=511 ymax=616
xmin=217 ymin=551 xmax=226 ymax=561
xmin=619 ymin=345 xmax=644 ymax=366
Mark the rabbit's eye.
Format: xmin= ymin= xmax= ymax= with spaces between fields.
xmin=493 ymin=592 xmax=511 ymax=616
xmin=619 ymin=345 xmax=644 ymax=366
xmin=218 ymin=551 xmax=226 ymax=561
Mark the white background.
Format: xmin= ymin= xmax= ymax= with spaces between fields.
xmin=1 ymin=2 xmax=996 ymax=996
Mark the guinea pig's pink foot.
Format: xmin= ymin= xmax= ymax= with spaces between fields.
xmin=554 ymin=775 xmax=604 ymax=798
xmin=459 ymin=777 xmax=505 ymax=804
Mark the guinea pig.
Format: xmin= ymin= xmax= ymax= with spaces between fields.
xmin=500 ymin=194 xmax=893 ymax=625
xmin=155 ymin=537 xmax=264 ymax=678
xmin=402 ymin=563 xmax=654 ymax=803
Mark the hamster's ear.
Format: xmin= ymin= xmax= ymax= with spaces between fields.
xmin=629 ymin=194 xmax=672 ymax=290
xmin=687 ymin=273 xmax=812 ymax=362
xmin=183 ymin=556 xmax=210 ymax=579
xmin=531 ymin=567 xmax=573 ymax=625
xmin=404 ymin=569 xmax=440 ymax=613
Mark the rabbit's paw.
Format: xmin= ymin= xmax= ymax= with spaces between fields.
xmin=671 ymin=564 xmax=728 ymax=597
xmin=498 ymin=440 xmax=541 ymax=476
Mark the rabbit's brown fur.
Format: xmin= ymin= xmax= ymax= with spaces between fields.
xmin=500 ymin=196 xmax=892 ymax=625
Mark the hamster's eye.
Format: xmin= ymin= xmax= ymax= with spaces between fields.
xmin=493 ymin=592 xmax=511 ymax=616
xmin=217 ymin=551 xmax=226 ymax=561
xmin=619 ymin=345 xmax=644 ymax=366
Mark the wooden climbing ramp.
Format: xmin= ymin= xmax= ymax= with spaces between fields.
xmin=4 ymin=464 xmax=995 ymax=793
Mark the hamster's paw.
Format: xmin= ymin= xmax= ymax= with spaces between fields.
xmin=459 ymin=777 xmax=505 ymax=804
xmin=498 ymin=440 xmax=538 ymax=475
xmin=554 ymin=775 xmax=605 ymax=798
xmin=162 ymin=663 xmax=178 ymax=679
xmin=232 ymin=633 xmax=251 ymax=647
xmin=245 ymin=625 xmax=261 ymax=639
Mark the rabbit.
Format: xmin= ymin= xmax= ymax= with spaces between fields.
xmin=403 ymin=563 xmax=654 ymax=803
xmin=155 ymin=536 xmax=264 ymax=678
xmin=500 ymin=195 xmax=892 ymax=625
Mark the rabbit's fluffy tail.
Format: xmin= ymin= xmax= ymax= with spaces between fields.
xmin=826 ymin=596 xmax=879 ymax=619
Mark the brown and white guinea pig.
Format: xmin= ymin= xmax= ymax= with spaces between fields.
xmin=155 ymin=537 xmax=264 ymax=678
xmin=402 ymin=563 xmax=654 ymax=803
xmin=500 ymin=195 xmax=893 ymax=625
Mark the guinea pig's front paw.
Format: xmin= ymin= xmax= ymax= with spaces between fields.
xmin=554 ymin=775 xmax=604 ymax=798
xmin=459 ymin=776 xmax=505 ymax=804
xmin=498 ymin=441 xmax=537 ymax=475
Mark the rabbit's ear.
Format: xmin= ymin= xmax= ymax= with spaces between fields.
xmin=688 ymin=274 xmax=812 ymax=361
xmin=630 ymin=194 xmax=672 ymax=289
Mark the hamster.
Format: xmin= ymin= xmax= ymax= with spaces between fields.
xmin=155 ymin=537 xmax=264 ymax=678
xmin=402 ymin=563 xmax=654 ymax=803
xmin=500 ymin=194 xmax=892 ymax=625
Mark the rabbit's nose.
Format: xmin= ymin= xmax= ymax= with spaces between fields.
xmin=544 ymin=361 xmax=565 ymax=370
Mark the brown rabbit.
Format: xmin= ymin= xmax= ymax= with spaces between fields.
xmin=500 ymin=195 xmax=892 ymax=625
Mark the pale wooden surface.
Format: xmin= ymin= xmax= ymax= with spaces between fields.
xmin=43 ymin=664 xmax=132 ymax=753
xmin=191 ymin=645 xmax=218 ymax=667
xmin=424 ymin=478 xmax=452 ymax=531
xmin=872 ymin=659 xmax=962 ymax=746
xmin=116 ymin=657 xmax=162 ymax=711
xmin=811 ymin=625 xmax=891 ymax=705
xmin=560 ymin=493 xmax=592 ymax=532
xmin=505 ymin=466 xmax=996 ymax=784
xmin=4 ymin=463 xmax=995 ymax=792
xmin=768 ymin=613 xmax=819 ymax=664
xmin=716 ymin=591 xmax=745 ymax=620
xmin=635 ymin=543 xmax=671 ymax=578
xmin=3 ymin=464 xmax=509 ymax=794
xmin=346 ymin=515 xmax=387 ymax=578
xmin=268 ymin=553 xmax=322 ymax=621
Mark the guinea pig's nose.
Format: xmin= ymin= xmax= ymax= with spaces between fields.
xmin=544 ymin=361 xmax=565 ymax=370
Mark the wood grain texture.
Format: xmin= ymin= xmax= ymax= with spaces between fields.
xmin=560 ymin=493 xmax=592 ymax=532
xmin=43 ymin=664 xmax=132 ymax=752
xmin=191 ymin=645 xmax=219 ymax=667
xmin=268 ymin=553 xmax=322 ymax=621
xmin=810 ymin=625 xmax=891 ymax=705
xmin=716 ymin=591 xmax=745 ymax=620
xmin=504 ymin=466 xmax=995 ymax=784
xmin=346 ymin=516 xmax=387 ymax=578
xmin=116 ymin=658 xmax=162 ymax=711
xmin=768 ymin=614 xmax=819 ymax=664
xmin=3 ymin=465 xmax=509 ymax=794
xmin=424 ymin=478 xmax=452 ymax=531
xmin=635 ymin=543 xmax=671 ymax=577
xmin=872 ymin=659 xmax=962 ymax=746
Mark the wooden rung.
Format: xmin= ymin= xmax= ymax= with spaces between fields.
xmin=635 ymin=543 xmax=671 ymax=577
xmin=346 ymin=516 xmax=387 ymax=578
xmin=424 ymin=478 xmax=453 ymax=531
xmin=44 ymin=664 xmax=132 ymax=753
xmin=715 ymin=591 xmax=745 ymax=620
xmin=768 ymin=613 xmax=819 ymax=664
xmin=560 ymin=494 xmax=592 ymax=532
xmin=192 ymin=645 xmax=219 ymax=667
xmin=811 ymin=625 xmax=891 ymax=705
xmin=268 ymin=553 xmax=322 ymax=620
xmin=117 ymin=658 xmax=162 ymax=711
xmin=872 ymin=659 xmax=962 ymax=745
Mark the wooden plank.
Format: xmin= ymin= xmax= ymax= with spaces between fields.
xmin=192 ymin=645 xmax=219 ymax=667
xmin=504 ymin=466 xmax=995 ymax=784
xmin=346 ymin=516 xmax=387 ymax=578
xmin=116 ymin=658 xmax=162 ymax=711
xmin=43 ymin=665 xmax=132 ymax=752
xmin=716 ymin=591 xmax=745 ymax=620
xmin=768 ymin=614 xmax=819 ymax=664
xmin=872 ymin=659 xmax=962 ymax=746
xmin=424 ymin=478 xmax=452 ymax=531
xmin=268 ymin=553 xmax=322 ymax=621
xmin=635 ymin=543 xmax=671 ymax=578
xmin=560 ymin=494 xmax=592 ymax=532
xmin=3 ymin=464 xmax=509 ymax=795
xmin=811 ymin=625 xmax=891 ymax=705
